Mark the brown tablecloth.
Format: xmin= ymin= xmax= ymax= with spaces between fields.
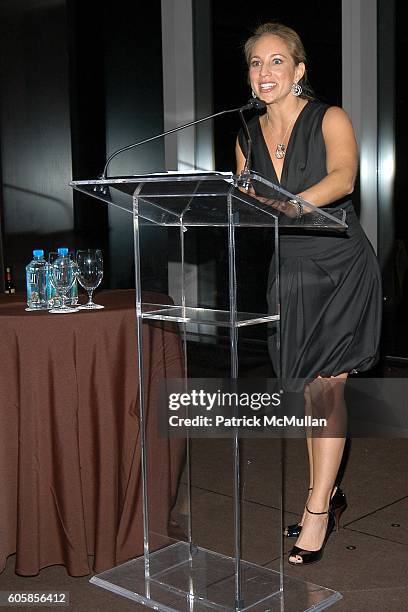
xmin=0 ymin=290 xmax=185 ymax=576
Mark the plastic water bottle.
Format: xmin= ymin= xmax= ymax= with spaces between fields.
xmin=26 ymin=249 xmax=48 ymax=310
xmin=69 ymin=258 xmax=78 ymax=306
xmin=48 ymin=248 xmax=78 ymax=307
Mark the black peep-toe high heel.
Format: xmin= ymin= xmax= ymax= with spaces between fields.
xmin=288 ymin=506 xmax=335 ymax=566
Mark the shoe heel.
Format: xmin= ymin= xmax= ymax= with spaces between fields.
xmin=333 ymin=503 xmax=347 ymax=531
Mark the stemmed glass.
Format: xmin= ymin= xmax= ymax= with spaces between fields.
xmin=76 ymin=249 xmax=104 ymax=310
xmin=48 ymin=252 xmax=60 ymax=309
xmin=49 ymin=256 xmax=79 ymax=314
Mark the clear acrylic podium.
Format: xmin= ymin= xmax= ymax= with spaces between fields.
xmin=70 ymin=171 xmax=347 ymax=611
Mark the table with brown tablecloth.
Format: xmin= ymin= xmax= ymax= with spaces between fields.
xmin=0 ymin=290 xmax=185 ymax=576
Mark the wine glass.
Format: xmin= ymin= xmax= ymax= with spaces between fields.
xmin=49 ymin=256 xmax=79 ymax=314
xmin=76 ymin=249 xmax=104 ymax=310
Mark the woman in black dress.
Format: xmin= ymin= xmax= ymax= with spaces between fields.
xmin=236 ymin=23 xmax=382 ymax=565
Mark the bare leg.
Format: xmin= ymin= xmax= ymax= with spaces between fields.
xmin=305 ymin=382 xmax=315 ymax=490
xmin=307 ymin=437 xmax=314 ymax=490
xmin=289 ymin=373 xmax=347 ymax=563
xmin=283 ymin=388 xmax=314 ymax=536
xmin=298 ymin=387 xmax=314 ymax=526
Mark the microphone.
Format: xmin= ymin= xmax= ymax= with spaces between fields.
xmin=239 ymin=97 xmax=266 ymax=188
xmin=98 ymin=97 xmax=266 ymax=181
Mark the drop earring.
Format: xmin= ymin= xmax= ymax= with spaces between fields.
xmin=252 ymin=90 xmax=257 ymax=98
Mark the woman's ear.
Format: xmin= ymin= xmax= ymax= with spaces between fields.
xmin=295 ymin=62 xmax=306 ymax=83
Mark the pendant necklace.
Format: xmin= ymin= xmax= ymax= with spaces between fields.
xmin=266 ymin=105 xmax=300 ymax=159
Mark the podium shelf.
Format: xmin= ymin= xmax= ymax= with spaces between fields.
xmin=141 ymin=304 xmax=279 ymax=327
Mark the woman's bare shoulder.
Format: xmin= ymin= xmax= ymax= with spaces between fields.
xmin=322 ymin=106 xmax=354 ymax=131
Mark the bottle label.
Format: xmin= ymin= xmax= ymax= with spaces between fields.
xmin=26 ymin=263 xmax=48 ymax=309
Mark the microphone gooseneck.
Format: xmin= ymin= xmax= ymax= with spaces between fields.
xmin=239 ymin=97 xmax=266 ymax=188
xmin=239 ymin=108 xmax=252 ymax=176
xmin=99 ymin=98 xmax=266 ymax=180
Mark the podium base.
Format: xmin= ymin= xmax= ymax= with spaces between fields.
xmin=90 ymin=542 xmax=342 ymax=611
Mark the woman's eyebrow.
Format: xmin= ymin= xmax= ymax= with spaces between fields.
xmin=251 ymin=53 xmax=288 ymax=59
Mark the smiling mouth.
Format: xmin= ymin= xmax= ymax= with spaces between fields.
xmin=259 ymin=82 xmax=277 ymax=92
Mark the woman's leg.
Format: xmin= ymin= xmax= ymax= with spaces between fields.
xmin=305 ymin=383 xmax=314 ymax=490
xmin=298 ymin=388 xmax=314 ymax=526
xmin=289 ymin=373 xmax=347 ymax=562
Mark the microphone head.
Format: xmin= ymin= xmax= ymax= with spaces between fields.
xmin=250 ymin=97 xmax=267 ymax=111
xmin=244 ymin=97 xmax=266 ymax=111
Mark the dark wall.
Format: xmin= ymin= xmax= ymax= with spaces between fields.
xmin=0 ymin=0 xmax=74 ymax=289
xmin=67 ymin=0 xmax=109 ymax=263
xmin=103 ymin=0 xmax=165 ymax=289
xmin=395 ymin=0 xmax=407 ymax=232
xmin=0 ymin=0 xmax=164 ymax=291
xmin=381 ymin=0 xmax=408 ymax=358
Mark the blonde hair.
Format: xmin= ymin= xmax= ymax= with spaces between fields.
xmin=244 ymin=22 xmax=314 ymax=99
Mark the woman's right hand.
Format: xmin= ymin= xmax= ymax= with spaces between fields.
xmin=255 ymin=195 xmax=300 ymax=219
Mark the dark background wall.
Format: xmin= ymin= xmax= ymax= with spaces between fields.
xmin=383 ymin=0 xmax=408 ymax=357
xmin=68 ymin=0 xmax=109 ymax=273
xmin=0 ymin=0 xmax=75 ymax=290
xmin=0 ymin=0 xmax=164 ymax=291
xmin=103 ymin=1 xmax=165 ymax=289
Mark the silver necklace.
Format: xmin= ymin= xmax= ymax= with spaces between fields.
xmin=266 ymin=106 xmax=300 ymax=159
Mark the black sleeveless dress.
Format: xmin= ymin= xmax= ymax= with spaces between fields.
xmin=238 ymin=100 xmax=382 ymax=383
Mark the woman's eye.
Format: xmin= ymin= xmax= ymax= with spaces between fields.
xmin=272 ymin=58 xmax=282 ymax=65
xmin=250 ymin=60 xmax=261 ymax=68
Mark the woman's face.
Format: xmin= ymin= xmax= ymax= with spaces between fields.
xmin=248 ymin=34 xmax=304 ymax=104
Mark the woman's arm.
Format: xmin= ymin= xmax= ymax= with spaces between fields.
xmin=297 ymin=107 xmax=358 ymax=207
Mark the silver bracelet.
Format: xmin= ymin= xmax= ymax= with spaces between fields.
xmin=288 ymin=199 xmax=303 ymax=220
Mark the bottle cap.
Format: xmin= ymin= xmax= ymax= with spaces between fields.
xmin=57 ymin=248 xmax=69 ymax=256
xmin=33 ymin=249 xmax=44 ymax=257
